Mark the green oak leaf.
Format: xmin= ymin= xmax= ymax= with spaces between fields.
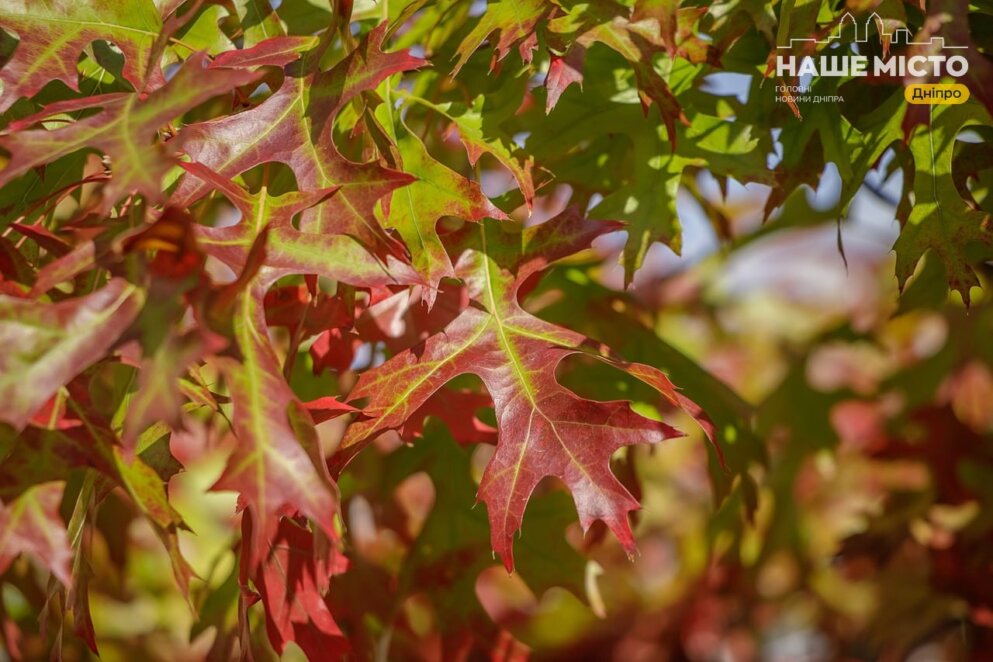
xmin=894 ymin=102 xmax=993 ymax=306
xmin=376 ymin=98 xmax=506 ymax=294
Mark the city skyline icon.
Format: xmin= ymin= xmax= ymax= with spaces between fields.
xmin=777 ymin=12 xmax=967 ymax=50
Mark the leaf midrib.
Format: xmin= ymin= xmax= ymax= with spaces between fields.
xmin=2 ymin=13 xmax=160 ymax=38
xmin=477 ymin=227 xmax=600 ymax=529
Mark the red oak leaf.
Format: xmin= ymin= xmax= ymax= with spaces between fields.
xmin=0 ymin=53 xmax=259 ymax=210
xmin=179 ymin=161 xmax=422 ymax=289
xmin=213 ymin=283 xmax=341 ymax=572
xmin=0 ymin=279 xmax=144 ymax=431
xmin=0 ymin=482 xmax=71 ymax=586
xmin=192 ymin=200 xmax=416 ymax=574
xmin=545 ymin=47 xmax=586 ymax=113
xmin=180 ymin=158 xmax=419 ymax=573
xmin=0 ymin=0 xmax=162 ymax=112
xmin=339 ymin=208 xmax=711 ymax=569
xmin=243 ymin=515 xmax=350 ymax=660
xmin=173 ymin=24 xmax=426 ymax=258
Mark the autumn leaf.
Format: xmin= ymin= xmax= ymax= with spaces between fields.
xmin=341 ymin=209 xmax=705 ymax=568
xmin=451 ymin=0 xmax=551 ymax=75
xmin=376 ymin=102 xmax=507 ymax=294
xmin=0 ymin=53 xmax=258 ymax=210
xmin=402 ymin=92 xmax=536 ymax=209
xmin=180 ymin=158 xmax=420 ymax=575
xmin=121 ymin=332 xmax=204 ymax=446
xmin=398 ymin=388 xmax=498 ymax=445
xmin=0 ymin=0 xmax=162 ymax=112
xmin=173 ymin=24 xmax=425 ymax=257
xmin=631 ymin=0 xmax=680 ymax=53
xmin=631 ymin=0 xmax=715 ymax=63
xmin=181 ymin=162 xmax=421 ymax=290
xmin=188 ymin=180 xmax=414 ymax=574
xmin=0 ymin=483 xmax=71 ymax=586
xmin=206 ymin=216 xmax=412 ymax=576
xmin=0 ymin=279 xmax=144 ymax=431
xmin=0 ymin=426 xmax=110 ymax=500
xmin=528 ymin=263 xmax=762 ymax=508
xmin=545 ymin=47 xmax=585 ymax=114
xmin=244 ymin=515 xmax=350 ymax=659
xmin=211 ymin=283 xmax=340 ymax=568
